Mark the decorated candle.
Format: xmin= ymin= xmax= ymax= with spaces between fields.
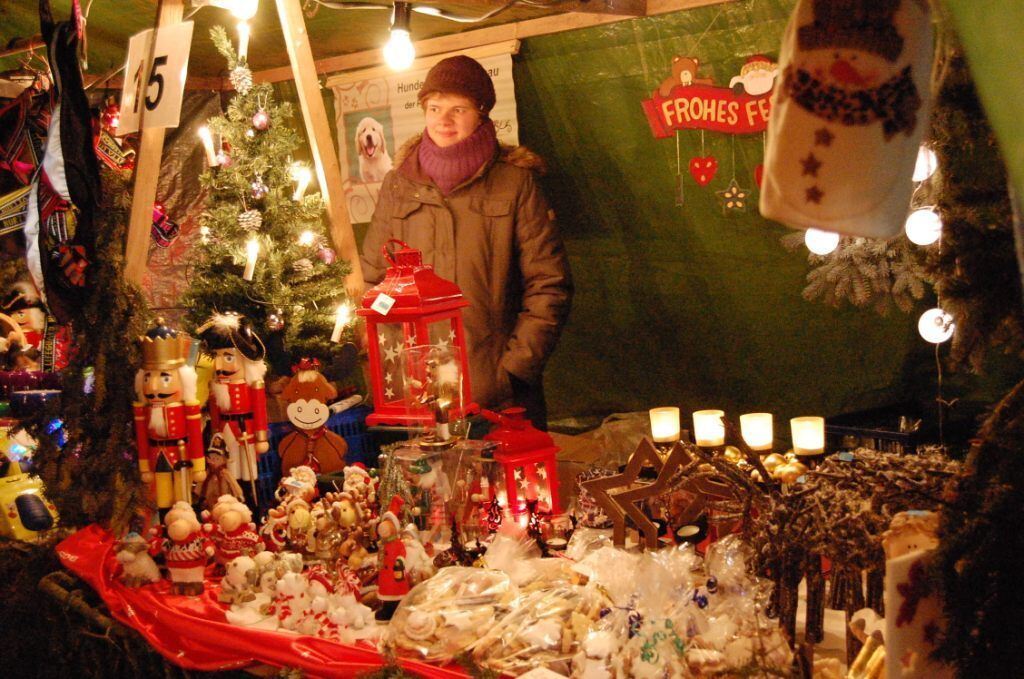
xmin=791 ymin=416 xmax=825 ymax=456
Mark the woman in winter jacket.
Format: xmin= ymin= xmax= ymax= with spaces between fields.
xmin=361 ymin=56 xmax=572 ymax=429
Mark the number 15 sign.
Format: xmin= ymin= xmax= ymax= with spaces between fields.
xmin=118 ymin=21 xmax=195 ymax=136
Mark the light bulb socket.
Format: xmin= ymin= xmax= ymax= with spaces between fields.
xmin=391 ymin=2 xmax=412 ymax=31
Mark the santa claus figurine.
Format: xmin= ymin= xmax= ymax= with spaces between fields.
xmin=197 ymin=312 xmax=269 ymax=509
xmin=375 ymin=495 xmax=409 ymax=620
xmin=133 ymin=319 xmax=206 ymax=514
xmin=161 ymin=501 xmax=214 ymax=596
xmin=278 ymin=358 xmax=348 ymax=477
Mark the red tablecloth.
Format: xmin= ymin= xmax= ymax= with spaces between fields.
xmin=57 ymin=525 xmax=465 ymax=678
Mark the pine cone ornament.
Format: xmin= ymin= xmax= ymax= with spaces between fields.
xmin=238 ymin=209 xmax=263 ymax=232
xmin=230 ymin=65 xmax=253 ymax=94
xmin=292 ymin=258 xmax=314 ymax=275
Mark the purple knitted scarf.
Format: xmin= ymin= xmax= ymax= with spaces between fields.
xmin=417 ymin=119 xmax=497 ymax=195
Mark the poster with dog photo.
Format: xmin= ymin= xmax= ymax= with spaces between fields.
xmin=330 ymin=52 xmax=518 ymax=224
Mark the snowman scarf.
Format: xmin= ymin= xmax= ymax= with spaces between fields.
xmin=760 ymin=0 xmax=933 ymax=239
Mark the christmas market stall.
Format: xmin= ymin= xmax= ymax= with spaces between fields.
xmin=2 ymin=0 xmax=1024 ymax=678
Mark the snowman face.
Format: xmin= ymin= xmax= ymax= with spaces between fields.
xmin=287 ymin=398 xmax=330 ymax=430
xmin=886 ymin=529 xmax=939 ymax=559
xmin=800 ymin=49 xmax=893 ymax=90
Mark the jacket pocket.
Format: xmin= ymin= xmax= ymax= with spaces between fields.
xmin=471 ymin=197 xmax=513 ymax=222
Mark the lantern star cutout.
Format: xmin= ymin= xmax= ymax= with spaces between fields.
xmin=579 ymin=438 xmax=670 ymax=547
xmin=383 ymin=344 xmax=399 ymax=363
xmin=716 ymin=179 xmax=750 ymax=215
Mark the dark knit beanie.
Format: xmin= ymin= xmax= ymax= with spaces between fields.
xmin=418 ymin=55 xmax=496 ymax=116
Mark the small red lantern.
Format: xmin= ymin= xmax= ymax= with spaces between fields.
xmin=484 ymin=407 xmax=561 ymax=517
xmin=359 ymin=239 xmax=477 ymax=428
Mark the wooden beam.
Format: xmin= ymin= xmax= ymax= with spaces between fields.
xmin=326 ymin=39 xmax=519 ymax=87
xmin=0 ymin=36 xmax=45 ymax=60
xmin=255 ymin=0 xmax=733 ymax=83
xmin=567 ymin=0 xmax=647 ymax=17
xmin=124 ymin=0 xmax=185 ymax=287
xmin=276 ymin=0 xmax=364 ymax=299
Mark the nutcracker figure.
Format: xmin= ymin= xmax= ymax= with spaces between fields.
xmin=196 ymin=312 xmax=269 ymax=508
xmin=133 ymin=319 xmax=206 ymax=514
xmin=1 ymin=280 xmax=70 ymax=371
xmin=375 ymin=495 xmax=409 ymax=621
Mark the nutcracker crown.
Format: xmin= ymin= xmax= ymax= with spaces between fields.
xmin=139 ymin=318 xmax=191 ymax=369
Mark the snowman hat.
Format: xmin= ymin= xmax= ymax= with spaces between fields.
xmin=381 ymin=496 xmax=405 ymax=532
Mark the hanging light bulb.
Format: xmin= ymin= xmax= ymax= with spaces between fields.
xmin=905 ymin=208 xmax=942 ymax=246
xmin=913 ymin=145 xmax=938 ymax=182
xmin=383 ymin=2 xmax=415 ymax=71
xmin=918 ymin=308 xmax=955 ymax=344
xmin=804 ymin=228 xmax=840 ymax=255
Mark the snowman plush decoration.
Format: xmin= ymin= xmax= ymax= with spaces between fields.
xmin=761 ymin=0 xmax=934 ymax=238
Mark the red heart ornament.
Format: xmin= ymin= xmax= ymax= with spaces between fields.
xmin=754 ymin=163 xmax=764 ymax=188
xmin=689 ymin=156 xmax=718 ymax=187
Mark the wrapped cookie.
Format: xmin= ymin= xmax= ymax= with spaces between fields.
xmin=470 ymin=583 xmax=612 ymax=674
xmin=384 ymin=567 xmax=518 ymax=662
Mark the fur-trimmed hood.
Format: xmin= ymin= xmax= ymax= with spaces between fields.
xmin=393 ymin=132 xmax=547 ymax=175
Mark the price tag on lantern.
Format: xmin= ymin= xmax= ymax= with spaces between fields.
xmin=117 ymin=21 xmax=195 ymax=135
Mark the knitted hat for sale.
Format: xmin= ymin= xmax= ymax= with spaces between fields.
xmin=418 ymin=55 xmax=496 ymax=116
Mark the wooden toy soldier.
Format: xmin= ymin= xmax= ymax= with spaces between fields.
xmin=133 ymin=318 xmax=205 ymax=515
xmin=197 ymin=312 xmax=269 ymax=508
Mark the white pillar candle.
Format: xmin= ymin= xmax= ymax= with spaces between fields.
xmin=693 ymin=409 xmax=725 ymax=447
xmin=791 ymin=416 xmax=825 ymax=456
xmin=649 ymin=407 xmax=680 ymax=443
xmin=740 ymin=413 xmax=773 ymax=451
xmin=331 ymin=303 xmax=351 ymax=343
xmin=237 ymin=21 xmax=250 ymax=62
xmin=198 ymin=126 xmax=218 ymax=167
xmin=243 ymin=238 xmax=259 ymax=281
xmin=291 ymin=165 xmax=312 ymax=201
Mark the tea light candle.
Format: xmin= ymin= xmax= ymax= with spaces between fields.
xmin=330 ymin=303 xmax=351 ymax=343
xmin=740 ymin=412 xmax=773 ymax=451
xmin=198 ymin=126 xmax=218 ymax=167
xmin=692 ymin=409 xmax=725 ymax=447
xmin=649 ymin=407 xmax=681 ymax=443
xmin=236 ymin=21 xmax=250 ymax=62
xmin=243 ymin=238 xmax=260 ymax=281
xmin=791 ymin=416 xmax=825 ymax=456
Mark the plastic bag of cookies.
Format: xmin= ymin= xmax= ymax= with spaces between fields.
xmin=384 ymin=567 xmax=518 ymax=662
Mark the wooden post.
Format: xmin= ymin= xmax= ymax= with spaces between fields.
xmin=275 ymin=0 xmax=364 ymax=299
xmin=123 ymin=0 xmax=184 ymax=287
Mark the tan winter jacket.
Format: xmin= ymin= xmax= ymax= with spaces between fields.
xmin=361 ymin=134 xmax=573 ymax=410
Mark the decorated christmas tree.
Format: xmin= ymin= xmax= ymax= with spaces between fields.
xmin=182 ymin=27 xmax=351 ymax=376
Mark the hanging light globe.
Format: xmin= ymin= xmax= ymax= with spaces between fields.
xmin=905 ymin=208 xmax=942 ymax=246
xmin=918 ymin=308 xmax=955 ymax=344
xmin=805 ymin=228 xmax=840 ymax=255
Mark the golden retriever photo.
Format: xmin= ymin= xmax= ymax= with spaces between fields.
xmin=355 ymin=116 xmax=393 ymax=183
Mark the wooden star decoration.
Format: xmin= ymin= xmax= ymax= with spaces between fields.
xmin=579 ymin=438 xmax=666 ymax=547
xmin=716 ymin=179 xmax=750 ymax=214
xmin=616 ymin=443 xmax=744 ymax=550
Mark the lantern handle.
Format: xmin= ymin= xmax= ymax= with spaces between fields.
xmin=382 ymin=239 xmax=412 ymax=267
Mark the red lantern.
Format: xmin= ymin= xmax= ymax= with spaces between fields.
xmin=484 ymin=407 xmax=561 ymax=517
xmin=359 ymin=239 xmax=477 ymax=428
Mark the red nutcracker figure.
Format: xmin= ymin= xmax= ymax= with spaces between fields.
xmin=375 ymin=495 xmax=409 ymax=621
xmin=1 ymin=281 xmax=71 ymax=371
xmin=133 ymin=319 xmax=206 ymax=513
xmin=161 ymin=501 xmax=214 ymax=596
xmin=197 ymin=313 xmax=269 ymax=508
